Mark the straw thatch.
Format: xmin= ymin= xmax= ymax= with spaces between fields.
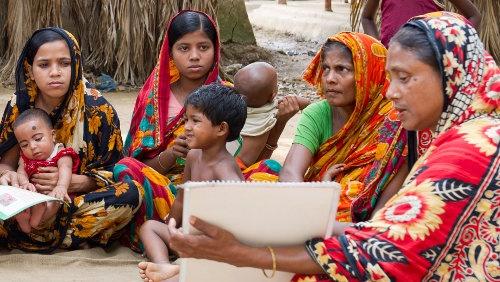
xmin=349 ymin=0 xmax=499 ymax=63
xmin=0 ymin=0 xmax=239 ymax=86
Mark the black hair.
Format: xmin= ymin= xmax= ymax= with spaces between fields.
xmin=168 ymin=11 xmax=217 ymax=50
xmin=185 ymin=83 xmax=247 ymax=142
xmin=391 ymin=25 xmax=445 ymax=172
xmin=25 ymin=30 xmax=66 ymax=65
xmin=322 ymin=40 xmax=353 ymax=63
xmin=13 ymin=108 xmax=53 ymax=130
xmin=390 ymin=25 xmax=440 ymax=74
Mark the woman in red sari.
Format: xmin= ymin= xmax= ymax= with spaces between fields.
xmin=113 ymin=10 xmax=222 ymax=251
xmin=162 ymin=12 xmax=499 ymax=281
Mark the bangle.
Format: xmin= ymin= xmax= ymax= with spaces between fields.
xmin=264 ymin=143 xmax=278 ymax=151
xmin=157 ymin=150 xmax=168 ymax=170
xmin=262 ymin=246 xmax=276 ymax=278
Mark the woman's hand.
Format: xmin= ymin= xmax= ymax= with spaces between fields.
xmin=167 ymin=216 xmax=243 ymax=265
xmin=172 ymin=135 xmax=190 ymax=158
xmin=276 ymin=95 xmax=301 ymax=123
xmin=322 ymin=164 xmax=345 ymax=181
xmin=31 ymin=166 xmax=59 ymax=194
xmin=0 ymin=170 xmax=20 ymax=187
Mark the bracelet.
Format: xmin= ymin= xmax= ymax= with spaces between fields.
xmin=262 ymin=246 xmax=276 ymax=278
xmin=264 ymin=143 xmax=278 ymax=151
xmin=157 ymin=150 xmax=168 ymax=170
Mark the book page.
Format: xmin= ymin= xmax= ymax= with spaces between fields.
xmin=179 ymin=181 xmax=340 ymax=282
xmin=0 ymin=185 xmax=60 ymax=220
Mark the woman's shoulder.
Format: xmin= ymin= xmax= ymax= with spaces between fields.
xmin=302 ymin=99 xmax=330 ymax=115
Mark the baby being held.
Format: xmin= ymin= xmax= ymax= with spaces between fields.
xmin=13 ymin=108 xmax=79 ymax=233
xmin=234 ymin=62 xmax=310 ymax=168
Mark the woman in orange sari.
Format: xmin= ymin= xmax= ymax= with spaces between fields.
xmin=280 ymin=32 xmax=407 ymax=223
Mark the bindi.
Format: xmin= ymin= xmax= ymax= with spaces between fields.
xmin=32 ymin=126 xmax=37 ymax=130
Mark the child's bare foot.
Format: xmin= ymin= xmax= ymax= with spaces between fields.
xmin=15 ymin=209 xmax=32 ymax=233
xmin=138 ymin=261 xmax=179 ymax=282
xmin=29 ymin=202 xmax=47 ymax=228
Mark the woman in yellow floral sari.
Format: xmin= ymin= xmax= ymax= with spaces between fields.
xmin=280 ymin=32 xmax=407 ymax=222
xmin=0 ymin=28 xmax=140 ymax=252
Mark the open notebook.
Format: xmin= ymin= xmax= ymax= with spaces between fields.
xmin=179 ymin=181 xmax=341 ymax=282
xmin=0 ymin=185 xmax=62 ymax=220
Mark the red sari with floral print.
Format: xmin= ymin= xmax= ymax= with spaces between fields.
xmin=292 ymin=12 xmax=499 ymax=282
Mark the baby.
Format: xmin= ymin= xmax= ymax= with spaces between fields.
xmin=138 ymin=83 xmax=247 ymax=281
xmin=233 ymin=62 xmax=310 ymax=169
xmin=13 ymin=108 xmax=79 ymax=233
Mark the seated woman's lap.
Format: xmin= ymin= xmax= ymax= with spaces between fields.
xmin=0 ymin=180 xmax=140 ymax=252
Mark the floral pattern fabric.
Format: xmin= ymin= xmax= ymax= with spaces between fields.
xmin=0 ymin=28 xmax=140 ymax=252
xmin=292 ymin=12 xmax=499 ymax=281
xmin=302 ymin=32 xmax=407 ymax=222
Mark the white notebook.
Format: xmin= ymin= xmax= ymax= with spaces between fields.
xmin=0 ymin=185 xmax=62 ymax=220
xmin=179 ymin=181 xmax=341 ymax=282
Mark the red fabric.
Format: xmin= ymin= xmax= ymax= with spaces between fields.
xmin=22 ymin=147 xmax=80 ymax=178
xmin=380 ymin=0 xmax=442 ymax=46
xmin=125 ymin=10 xmax=221 ymax=159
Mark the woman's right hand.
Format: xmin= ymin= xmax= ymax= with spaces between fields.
xmin=172 ymin=134 xmax=190 ymax=158
xmin=0 ymin=170 xmax=20 ymax=187
xmin=167 ymin=216 xmax=243 ymax=265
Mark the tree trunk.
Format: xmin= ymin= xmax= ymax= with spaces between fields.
xmin=325 ymin=0 xmax=332 ymax=11
xmin=278 ymin=0 xmax=287 ymax=5
xmin=217 ymin=0 xmax=256 ymax=45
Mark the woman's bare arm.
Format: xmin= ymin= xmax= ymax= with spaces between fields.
xmin=279 ymin=144 xmax=313 ymax=182
xmin=361 ymin=0 xmax=381 ymax=39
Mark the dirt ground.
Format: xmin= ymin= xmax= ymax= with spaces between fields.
xmin=0 ymin=27 xmax=322 ymax=163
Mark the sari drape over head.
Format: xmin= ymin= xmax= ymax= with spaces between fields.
xmin=293 ymin=12 xmax=499 ymax=281
xmin=302 ymin=32 xmax=407 ymax=222
xmin=0 ymin=28 xmax=140 ymax=252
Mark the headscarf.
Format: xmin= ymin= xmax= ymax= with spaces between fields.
xmin=124 ymin=10 xmax=221 ymax=159
xmin=292 ymin=13 xmax=499 ymax=281
xmin=407 ymin=11 xmax=499 ymax=134
xmin=0 ymin=27 xmax=86 ymax=157
xmin=302 ymin=32 xmax=407 ymax=222
xmin=0 ymin=27 xmax=124 ymax=186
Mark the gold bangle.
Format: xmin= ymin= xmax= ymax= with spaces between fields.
xmin=157 ymin=151 xmax=168 ymax=170
xmin=262 ymin=246 xmax=276 ymax=278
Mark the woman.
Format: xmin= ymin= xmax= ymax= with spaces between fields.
xmin=161 ymin=12 xmax=499 ymax=281
xmin=0 ymin=28 xmax=140 ymax=252
xmin=114 ymin=10 xmax=279 ymax=251
xmin=280 ymin=32 xmax=407 ymax=222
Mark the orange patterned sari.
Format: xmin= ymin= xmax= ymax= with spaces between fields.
xmin=302 ymin=32 xmax=407 ymax=222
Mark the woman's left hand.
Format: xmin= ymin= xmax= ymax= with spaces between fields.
xmin=31 ymin=166 xmax=59 ymax=194
xmin=167 ymin=216 xmax=242 ymax=264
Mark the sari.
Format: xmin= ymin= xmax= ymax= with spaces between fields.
xmin=114 ymin=10 xmax=222 ymax=251
xmin=302 ymin=33 xmax=407 ymax=222
xmin=0 ymin=28 xmax=140 ymax=252
xmin=293 ymin=12 xmax=499 ymax=281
